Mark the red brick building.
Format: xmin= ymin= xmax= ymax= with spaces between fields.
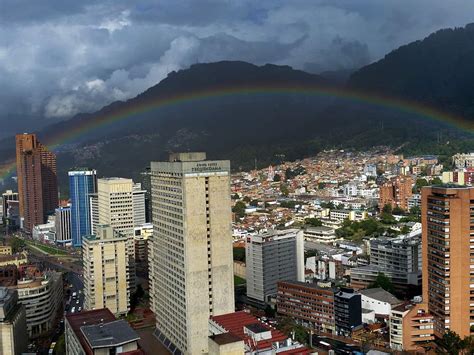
xmin=277 ymin=281 xmax=336 ymax=333
xmin=379 ymin=176 xmax=413 ymax=211
xmin=16 ymin=133 xmax=58 ymax=231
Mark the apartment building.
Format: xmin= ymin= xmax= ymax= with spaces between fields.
xmin=422 ymin=186 xmax=474 ymax=337
xmin=83 ymin=225 xmax=131 ymax=316
xmin=390 ymin=302 xmax=434 ymax=352
xmin=0 ymin=287 xmax=27 ymax=355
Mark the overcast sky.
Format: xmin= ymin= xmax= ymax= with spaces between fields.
xmin=0 ymin=0 xmax=473 ymax=125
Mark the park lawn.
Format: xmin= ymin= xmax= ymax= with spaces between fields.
xmin=234 ymin=275 xmax=246 ymax=286
xmin=26 ymin=241 xmax=68 ymax=255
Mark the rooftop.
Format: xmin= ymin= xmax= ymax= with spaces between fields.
xmin=66 ymin=309 xmax=116 ymax=354
xmin=211 ymin=311 xmax=309 ymax=353
xmin=82 ymin=320 xmax=140 ymax=349
xmin=210 ymin=332 xmax=243 ymax=346
xmin=359 ymin=288 xmax=401 ymax=305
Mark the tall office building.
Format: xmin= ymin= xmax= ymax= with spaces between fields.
xmin=132 ymin=183 xmax=146 ymax=227
xmin=98 ymin=178 xmax=134 ymax=236
xmin=422 ymin=186 xmax=474 ymax=338
xmin=83 ymin=225 xmax=132 ymax=316
xmin=150 ymin=152 xmax=235 ymax=354
xmin=15 ymin=133 xmax=58 ymax=231
xmin=97 ymin=178 xmax=136 ymax=290
xmin=69 ymin=169 xmax=97 ymax=247
xmin=246 ymin=229 xmax=305 ymax=303
xmin=55 ymin=207 xmax=72 ymax=245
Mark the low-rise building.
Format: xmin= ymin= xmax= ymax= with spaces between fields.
xmin=390 ymin=302 xmax=434 ymax=352
xmin=303 ymin=226 xmax=336 ymax=243
xmin=0 ymin=246 xmax=12 ymax=255
xmin=32 ymin=220 xmax=56 ymax=242
xmin=359 ymin=288 xmax=402 ymax=318
xmin=277 ymin=281 xmax=335 ymax=333
xmin=0 ymin=252 xmax=28 ymax=268
xmin=334 ymin=288 xmax=362 ymax=336
xmin=329 ymin=209 xmax=368 ymax=222
xmin=65 ymin=308 xmax=141 ymax=355
xmin=209 ymin=311 xmax=309 ymax=354
xmin=0 ymin=287 xmax=27 ymax=355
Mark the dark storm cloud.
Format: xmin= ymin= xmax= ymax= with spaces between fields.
xmin=0 ymin=0 xmax=472 ymax=122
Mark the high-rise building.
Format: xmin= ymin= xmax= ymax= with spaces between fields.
xmin=89 ymin=193 xmax=98 ymax=235
xmin=150 ymin=152 xmax=235 ymax=354
xmin=55 ymin=207 xmax=71 ymax=245
xmin=379 ymin=176 xmax=413 ymax=211
xmin=246 ymin=229 xmax=304 ymax=303
xmin=132 ymin=183 xmax=146 ymax=227
xmin=69 ymin=169 xmax=97 ymax=247
xmin=422 ymin=186 xmax=474 ymax=338
xmin=97 ymin=178 xmax=136 ymax=290
xmin=83 ymin=225 xmax=132 ymax=316
xmin=98 ymin=178 xmax=134 ymax=236
xmin=0 ymin=287 xmax=27 ymax=355
xmin=15 ymin=133 xmax=58 ymax=231
xmin=1 ymin=190 xmax=18 ymax=220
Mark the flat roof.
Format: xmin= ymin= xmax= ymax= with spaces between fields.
xmin=210 ymin=332 xmax=243 ymax=345
xmin=359 ymin=288 xmax=401 ymax=305
xmin=82 ymin=320 xmax=140 ymax=349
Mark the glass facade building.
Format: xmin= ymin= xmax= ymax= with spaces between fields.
xmin=69 ymin=169 xmax=97 ymax=247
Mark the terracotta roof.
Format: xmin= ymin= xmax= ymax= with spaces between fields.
xmin=211 ymin=311 xmax=307 ymax=353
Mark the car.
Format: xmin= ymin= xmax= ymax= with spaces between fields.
xmin=71 ymin=307 xmax=76 ymax=313
xmin=76 ymin=299 xmax=79 ymax=304
xmin=72 ymin=292 xmax=77 ymax=298
xmin=78 ymin=307 xmax=82 ymax=312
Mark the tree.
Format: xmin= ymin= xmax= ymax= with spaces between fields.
xmin=8 ymin=237 xmax=25 ymax=253
xmin=318 ymin=182 xmax=325 ymax=190
xmin=415 ymin=178 xmax=429 ymax=192
xmin=243 ymin=196 xmax=251 ymax=203
xmin=409 ymin=206 xmax=421 ymax=215
xmin=280 ymin=183 xmax=289 ymax=196
xmin=273 ymin=174 xmax=281 ymax=182
xmin=304 ymin=218 xmax=322 ymax=227
xmin=437 ymin=330 xmax=463 ymax=355
xmin=400 ymin=225 xmax=411 ymax=234
xmin=232 ymin=201 xmax=246 ymax=218
xmin=231 ymin=193 xmax=240 ymax=200
xmin=233 ymin=248 xmax=245 ymax=262
xmin=368 ymin=272 xmax=395 ymax=294
xmin=432 ymin=177 xmax=443 ymax=185
xmin=392 ymin=206 xmax=405 ymax=215
xmin=382 ymin=204 xmax=393 ymax=214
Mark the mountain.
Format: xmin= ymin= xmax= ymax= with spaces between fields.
xmin=349 ymin=24 xmax=474 ymax=118
xmin=2 ymin=24 xmax=474 ymax=193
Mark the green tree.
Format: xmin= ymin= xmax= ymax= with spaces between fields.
xmin=54 ymin=333 xmax=66 ymax=355
xmin=243 ymin=196 xmax=251 ymax=203
xmin=318 ymin=182 xmax=326 ymax=189
xmin=280 ymin=183 xmax=289 ymax=196
xmin=231 ymin=193 xmax=240 ymax=200
xmin=409 ymin=206 xmax=421 ymax=215
xmin=233 ymin=248 xmax=245 ymax=262
xmin=382 ymin=204 xmax=393 ymax=214
xmin=273 ymin=174 xmax=281 ymax=182
xmin=232 ymin=201 xmax=246 ymax=218
xmin=437 ymin=330 xmax=463 ymax=355
xmin=400 ymin=225 xmax=411 ymax=234
xmin=304 ymin=218 xmax=322 ymax=227
xmin=432 ymin=177 xmax=443 ymax=185
xmin=369 ymin=272 xmax=395 ymax=294
xmin=392 ymin=206 xmax=405 ymax=215
xmin=415 ymin=178 xmax=429 ymax=192
xmin=8 ymin=237 xmax=25 ymax=253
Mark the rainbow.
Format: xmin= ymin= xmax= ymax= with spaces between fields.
xmin=1 ymin=83 xmax=473 ymax=181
